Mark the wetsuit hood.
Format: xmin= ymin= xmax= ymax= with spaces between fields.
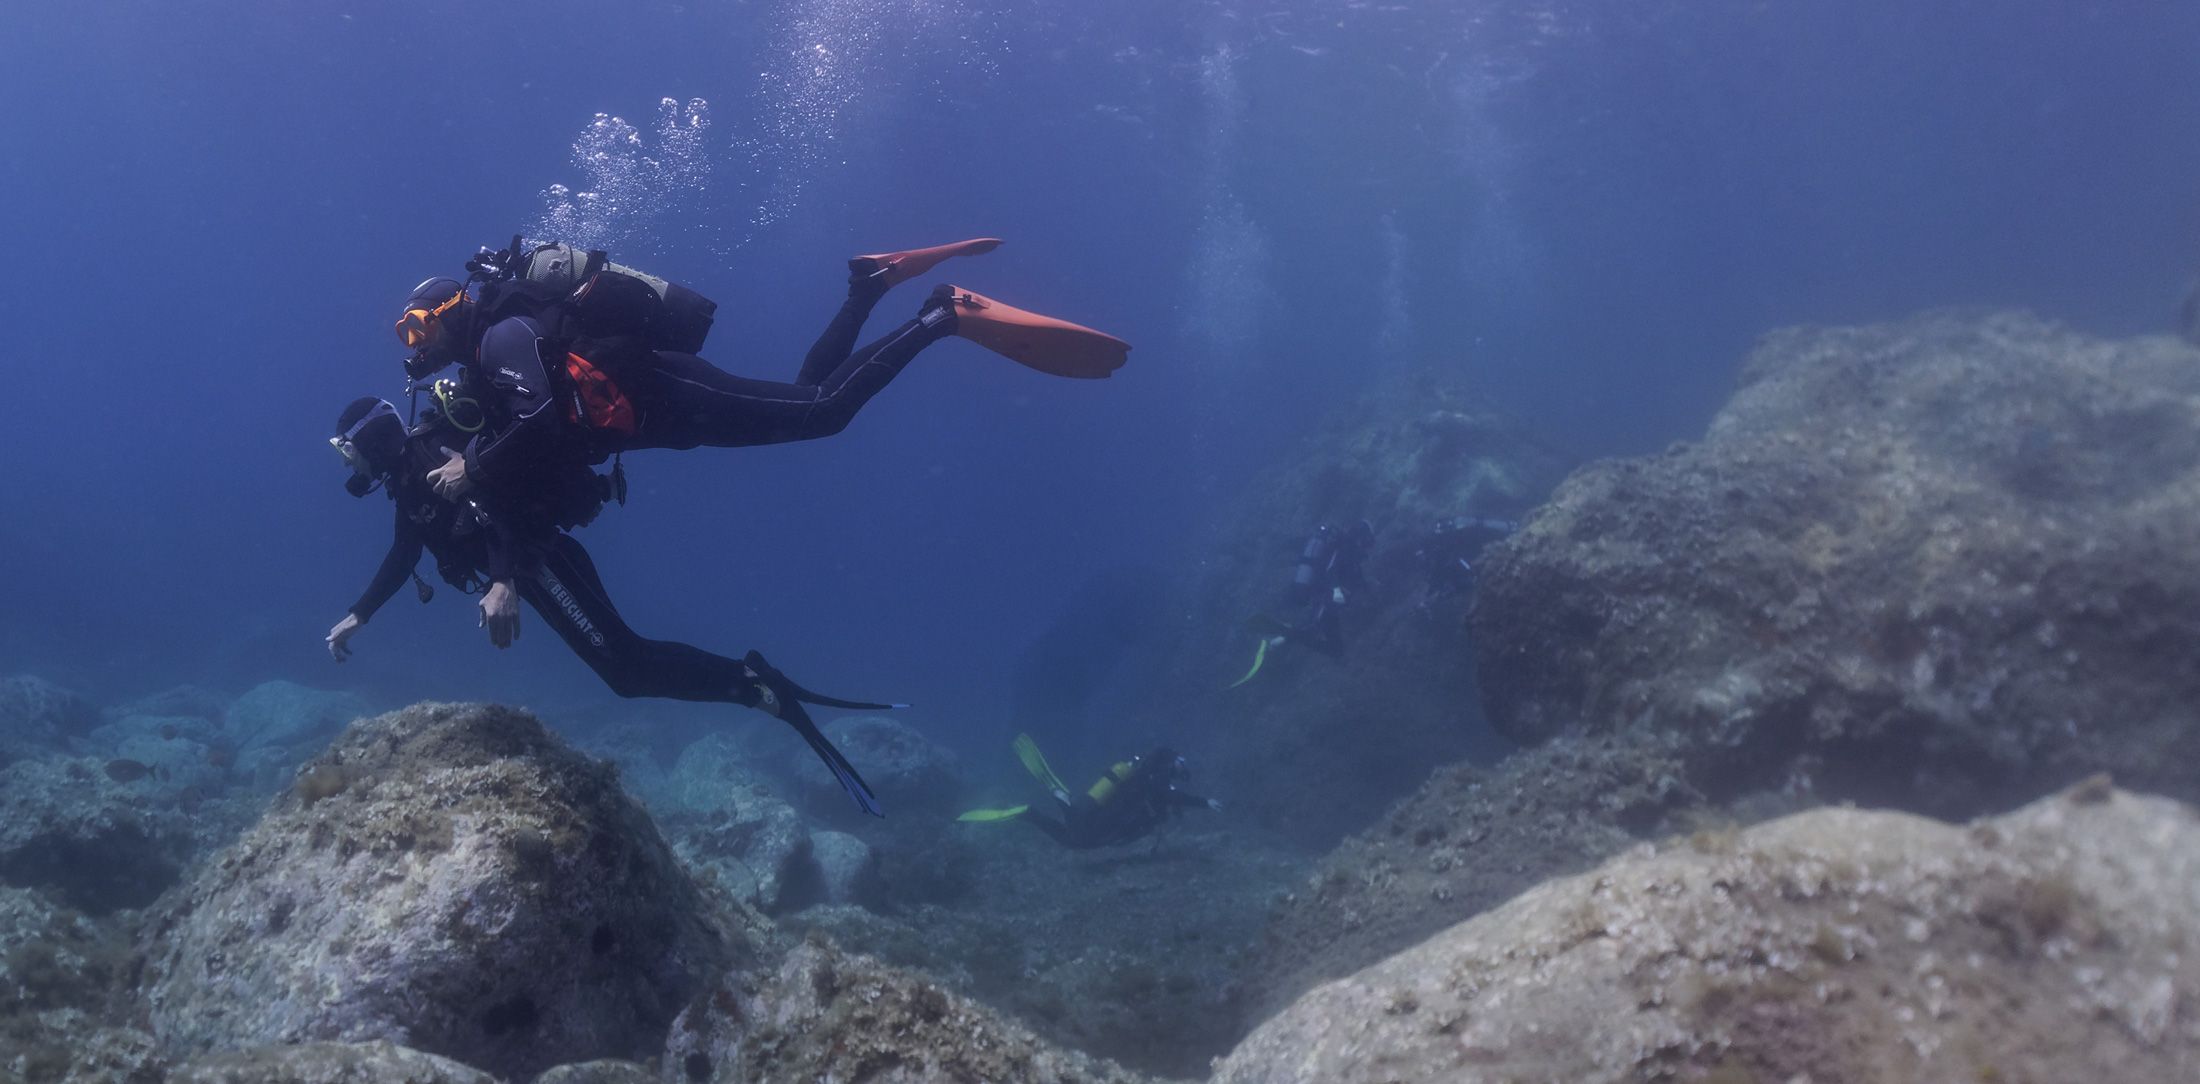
xmin=399 ymin=277 xmax=478 ymax=379
xmin=334 ymin=397 xmax=407 ymax=494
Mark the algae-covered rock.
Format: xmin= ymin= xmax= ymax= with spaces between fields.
xmin=1477 ymin=310 xmax=2200 ymax=811
xmin=0 ymin=884 xmax=144 ymax=1083
xmin=137 ymin=703 xmax=741 ymax=1080
xmin=0 ymin=757 xmax=192 ymax=913
xmin=1217 ymin=782 xmax=2200 ymax=1083
xmin=664 ymin=940 xmax=1158 ymax=1084
xmin=1240 ymin=729 xmax=1697 ymax=1022
xmin=166 ymin=1041 xmax=499 ymax=1084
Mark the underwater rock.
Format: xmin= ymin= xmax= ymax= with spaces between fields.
xmin=0 ymin=675 xmax=96 ymax=766
xmin=136 ymin=702 xmax=744 ymax=1081
xmin=788 ymin=715 xmax=963 ymax=818
xmin=107 ymin=685 xmax=232 ymax=726
xmin=531 ymin=1058 xmax=656 ymax=1084
xmin=664 ymin=940 xmax=1156 ymax=1084
xmin=1240 ymin=728 xmax=1699 ymax=1024
xmin=805 ymin=829 xmax=878 ymax=908
xmin=788 ymin=821 xmax=1302 ymax=1079
xmin=1130 ymin=372 xmax=1574 ymax=846
xmin=0 ymin=757 xmax=191 ymax=914
xmin=1219 ymin=782 xmax=2200 ymax=1083
xmin=221 ymin=681 xmax=368 ymax=788
xmin=1477 ymin=310 xmax=2200 ymax=813
xmin=0 ymin=883 xmax=148 ymax=1082
xmin=86 ymin=715 xmax=227 ymax=795
xmin=660 ymin=734 xmax=814 ymax=914
xmin=166 ymin=1041 xmax=499 ymax=1084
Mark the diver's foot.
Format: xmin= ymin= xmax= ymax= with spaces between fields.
xmin=850 ymin=237 xmax=1003 ymax=290
xmin=929 ymin=285 xmax=1130 ymax=379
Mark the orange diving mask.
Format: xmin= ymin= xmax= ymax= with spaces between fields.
xmin=395 ymin=285 xmax=469 ymax=349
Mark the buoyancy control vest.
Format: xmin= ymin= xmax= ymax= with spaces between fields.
xmin=463 ymin=238 xmax=713 ymax=441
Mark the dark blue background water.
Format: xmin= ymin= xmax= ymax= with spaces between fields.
xmin=4 ymin=1 xmax=2196 ymax=752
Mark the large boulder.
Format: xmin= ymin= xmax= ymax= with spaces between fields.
xmin=136 ymin=703 xmax=741 ymax=1080
xmin=659 ymin=734 xmax=815 ymax=914
xmin=1477 ymin=311 xmax=2200 ymax=812
xmin=107 ymin=685 xmax=232 ymax=726
xmin=0 ymin=757 xmax=192 ymax=913
xmin=221 ymin=681 xmax=369 ymax=789
xmin=0 ymin=675 xmax=95 ymax=766
xmin=788 ymin=715 xmax=962 ymax=818
xmin=664 ymin=940 xmax=1154 ymax=1084
xmin=1239 ymin=729 xmax=1699 ymax=1022
xmin=167 ymin=1041 xmax=498 ymax=1084
xmin=1218 ymin=781 xmax=2200 ymax=1083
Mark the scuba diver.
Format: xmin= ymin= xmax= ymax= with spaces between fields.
xmin=321 ymin=396 xmax=897 ymax=816
xmin=958 ymin=734 xmax=1220 ymax=850
xmin=1412 ymin=515 xmax=1520 ymax=617
xmin=1229 ymin=520 xmax=1375 ymax=688
xmin=392 ymin=237 xmax=1130 ymax=502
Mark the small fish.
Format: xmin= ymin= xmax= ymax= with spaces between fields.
xmin=104 ymin=759 xmax=153 ymax=783
xmin=158 ymin=723 xmax=180 ymax=741
xmin=207 ymin=747 xmax=235 ymax=769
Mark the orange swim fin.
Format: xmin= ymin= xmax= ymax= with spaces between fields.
xmin=935 ymin=286 xmax=1130 ymax=380
xmin=851 ymin=237 xmax=1004 ymax=290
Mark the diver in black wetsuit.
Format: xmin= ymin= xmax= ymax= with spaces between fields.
xmin=1225 ymin=520 xmax=1375 ymax=688
xmin=960 ymin=735 xmax=1221 ymax=850
xmin=1412 ymin=515 xmax=1520 ymax=617
xmin=322 ymin=397 xmax=895 ymax=815
xmin=393 ymin=238 xmax=1129 ymax=503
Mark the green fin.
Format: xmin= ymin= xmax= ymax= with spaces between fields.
xmin=1012 ymin=733 xmax=1070 ymax=795
xmin=958 ymin=805 xmax=1030 ymax=823
xmin=1227 ymin=637 xmax=1274 ymax=689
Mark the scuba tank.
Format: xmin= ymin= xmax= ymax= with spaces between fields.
xmin=511 ymin=240 xmax=719 ymax=353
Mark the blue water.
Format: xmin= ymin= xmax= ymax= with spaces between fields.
xmin=4 ymin=0 xmax=2196 ymax=755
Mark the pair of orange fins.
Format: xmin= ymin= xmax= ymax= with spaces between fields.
xmin=852 ymin=237 xmax=1130 ymax=380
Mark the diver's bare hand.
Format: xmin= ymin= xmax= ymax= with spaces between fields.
xmin=326 ymin=613 xmax=363 ymax=662
xmin=479 ymin=581 xmax=521 ymax=648
xmin=428 ymin=447 xmax=475 ymax=500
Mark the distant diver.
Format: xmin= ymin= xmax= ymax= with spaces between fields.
xmin=1410 ymin=514 xmax=1520 ymax=617
xmin=321 ymin=396 xmax=896 ymax=816
xmin=1229 ymin=520 xmax=1376 ymax=687
xmin=959 ymin=734 xmax=1220 ymax=849
xmin=390 ymin=236 xmax=1130 ymax=504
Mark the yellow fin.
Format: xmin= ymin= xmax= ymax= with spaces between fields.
xmin=1227 ymin=637 xmax=1273 ymax=688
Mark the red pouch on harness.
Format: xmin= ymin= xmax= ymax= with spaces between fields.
xmin=562 ymin=352 xmax=636 ymax=435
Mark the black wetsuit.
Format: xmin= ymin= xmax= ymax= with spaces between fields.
xmin=1414 ymin=516 xmax=1519 ymax=613
xmin=1025 ymin=756 xmax=1216 ymax=850
xmin=348 ymin=425 xmax=768 ymax=707
xmin=460 ymin=279 xmax=950 ymax=493
xmin=1282 ymin=523 xmax=1372 ymax=658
